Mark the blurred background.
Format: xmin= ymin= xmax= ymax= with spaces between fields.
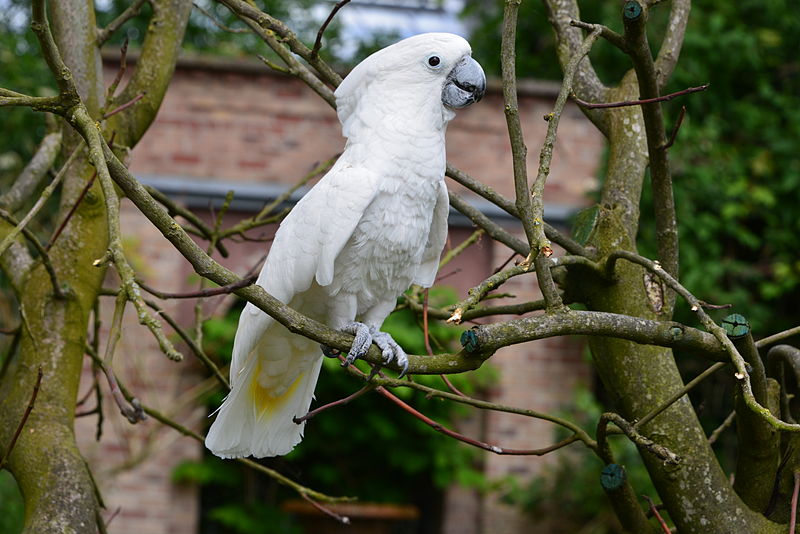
xmin=1 ymin=1 xmax=799 ymax=533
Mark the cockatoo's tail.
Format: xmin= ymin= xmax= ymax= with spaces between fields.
xmin=206 ymin=32 xmax=486 ymax=459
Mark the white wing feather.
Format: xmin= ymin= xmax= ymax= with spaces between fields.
xmin=413 ymin=179 xmax=449 ymax=287
xmin=206 ymin=161 xmax=380 ymax=458
xmin=229 ymin=160 xmax=379 ymax=374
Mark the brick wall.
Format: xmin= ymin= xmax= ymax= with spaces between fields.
xmin=76 ymin=54 xmax=604 ymax=534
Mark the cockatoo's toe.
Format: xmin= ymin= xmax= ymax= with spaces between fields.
xmin=369 ymin=327 xmax=409 ymax=378
xmin=336 ymin=322 xmax=409 ymax=377
xmin=340 ymin=321 xmax=373 ymax=366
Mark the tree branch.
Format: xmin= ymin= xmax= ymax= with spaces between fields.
xmin=447 ymin=191 xmax=529 ymax=256
xmin=0 ymin=367 xmax=43 ymax=470
xmin=653 ymin=0 xmax=691 ymax=90
xmin=311 ymin=0 xmax=350 ymax=59
xmin=448 ymin=262 xmax=534 ymax=324
xmin=572 ymin=83 xmax=709 ymax=109
xmin=0 ymin=140 xmax=81 ymax=259
xmin=622 ymin=1 xmax=679 ymax=288
xmin=102 ymin=144 xmax=488 ymax=375
xmin=0 ymin=209 xmax=66 ymax=299
xmin=96 ymin=0 xmax=148 ymax=46
xmin=0 ymin=129 xmax=62 ymax=212
xmin=462 ymin=309 xmax=728 ymax=361
xmin=609 ymin=250 xmax=800 ymax=433
xmin=445 ymin=164 xmax=591 ymax=257
xmin=501 ymin=0 xmax=536 ymax=252
xmin=216 ymin=0 xmax=341 ymax=87
xmin=540 ymin=0 xmax=610 ymax=133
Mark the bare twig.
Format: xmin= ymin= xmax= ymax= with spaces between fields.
xmin=218 ymin=0 xmax=338 ymax=104
xmin=642 ymin=495 xmax=671 ymax=534
xmin=96 ymin=295 xmax=147 ymax=424
xmin=447 ymin=191 xmax=529 ymax=256
xmin=448 ymin=262 xmax=534 ymax=324
xmin=0 ymin=367 xmax=43 ymax=470
xmin=757 ymin=325 xmax=800 ymax=349
xmin=662 ymin=105 xmax=687 ymax=149
xmin=407 ymin=291 xmax=549 ymax=323
xmin=445 ymin=164 xmax=591 ymax=258
xmin=105 ymin=39 xmax=129 ymax=104
xmin=791 ymin=471 xmax=800 ymax=534
xmin=220 ymin=157 xmax=335 ymax=240
xmin=569 ymin=20 xmax=626 ymax=51
xmin=527 ymin=24 xmax=602 ymax=309
xmin=193 ymin=2 xmax=250 ymax=33
xmin=311 ymin=0 xmax=350 ymax=59
xmin=139 ymin=274 xmax=257 ymax=300
xmin=144 ymin=184 xmax=229 ymax=257
xmin=96 ymin=0 xmax=148 ymax=46
xmin=0 ymin=143 xmax=81 ymax=258
xmin=500 ymin=0 xmax=536 ymax=251
xmin=572 ymin=84 xmax=708 ymax=109
xmin=598 ymin=412 xmax=679 ymax=465
xmin=368 ymin=371 xmax=597 ymax=452
xmin=301 ymin=492 xmax=351 ymax=525
xmin=124 ymin=383 xmax=352 ymax=503
xmin=103 ymin=92 xmax=145 ymax=119
xmin=217 ymin=0 xmax=342 ymax=87
xmin=47 ymin=170 xmax=97 ymax=251
xmin=0 ymin=208 xmax=66 ymax=298
xmin=379 ymin=385 xmax=580 ymax=455
xmin=438 ymin=228 xmax=483 ymax=270
xmin=292 ymin=384 xmax=375 ymax=424
xmin=707 ymin=410 xmax=735 ymax=445
xmin=635 ymin=362 xmax=727 ymax=430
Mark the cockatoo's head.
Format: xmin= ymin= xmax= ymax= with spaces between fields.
xmin=335 ymin=33 xmax=486 ymax=137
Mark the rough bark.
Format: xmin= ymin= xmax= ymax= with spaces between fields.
xmin=544 ymin=0 xmax=785 ymax=531
xmin=0 ymin=1 xmax=192 ymax=532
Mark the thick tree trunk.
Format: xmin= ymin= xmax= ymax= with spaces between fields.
xmin=0 ymin=1 xmax=192 ymax=531
xmin=575 ymin=71 xmax=783 ymax=534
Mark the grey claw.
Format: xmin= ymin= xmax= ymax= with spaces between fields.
xmin=340 ymin=322 xmax=372 ymax=367
xmin=369 ymin=327 xmax=409 ymax=377
xmin=321 ymin=344 xmax=341 ymax=358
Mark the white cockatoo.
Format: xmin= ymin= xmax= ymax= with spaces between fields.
xmin=205 ymin=32 xmax=486 ymax=458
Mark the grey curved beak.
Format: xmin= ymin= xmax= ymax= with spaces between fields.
xmin=442 ymin=56 xmax=486 ymax=110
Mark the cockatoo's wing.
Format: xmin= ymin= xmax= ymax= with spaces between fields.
xmin=413 ymin=180 xmax=449 ymax=287
xmin=230 ymin=161 xmax=380 ymax=373
xmin=205 ymin=162 xmax=380 ymax=458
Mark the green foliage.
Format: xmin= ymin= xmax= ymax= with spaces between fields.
xmin=0 ymin=470 xmax=24 ymax=534
xmin=462 ymin=1 xmax=631 ymax=81
xmin=502 ymin=389 xmax=666 ymax=533
xmin=207 ymin=503 xmax=304 ymax=534
xmin=173 ymin=456 xmax=241 ymax=487
xmin=0 ymin=4 xmax=52 ymax=187
xmin=649 ymin=0 xmax=800 ymax=336
xmin=467 ymin=0 xmax=800 ymax=337
xmin=95 ymin=0 xmax=340 ymax=56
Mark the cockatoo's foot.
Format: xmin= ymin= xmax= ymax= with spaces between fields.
xmin=338 ymin=322 xmax=409 ymax=377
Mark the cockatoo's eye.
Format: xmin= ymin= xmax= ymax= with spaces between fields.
xmin=427 ymin=55 xmax=442 ymax=68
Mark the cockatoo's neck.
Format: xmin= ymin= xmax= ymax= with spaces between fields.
xmin=340 ymin=86 xmax=452 ymax=179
